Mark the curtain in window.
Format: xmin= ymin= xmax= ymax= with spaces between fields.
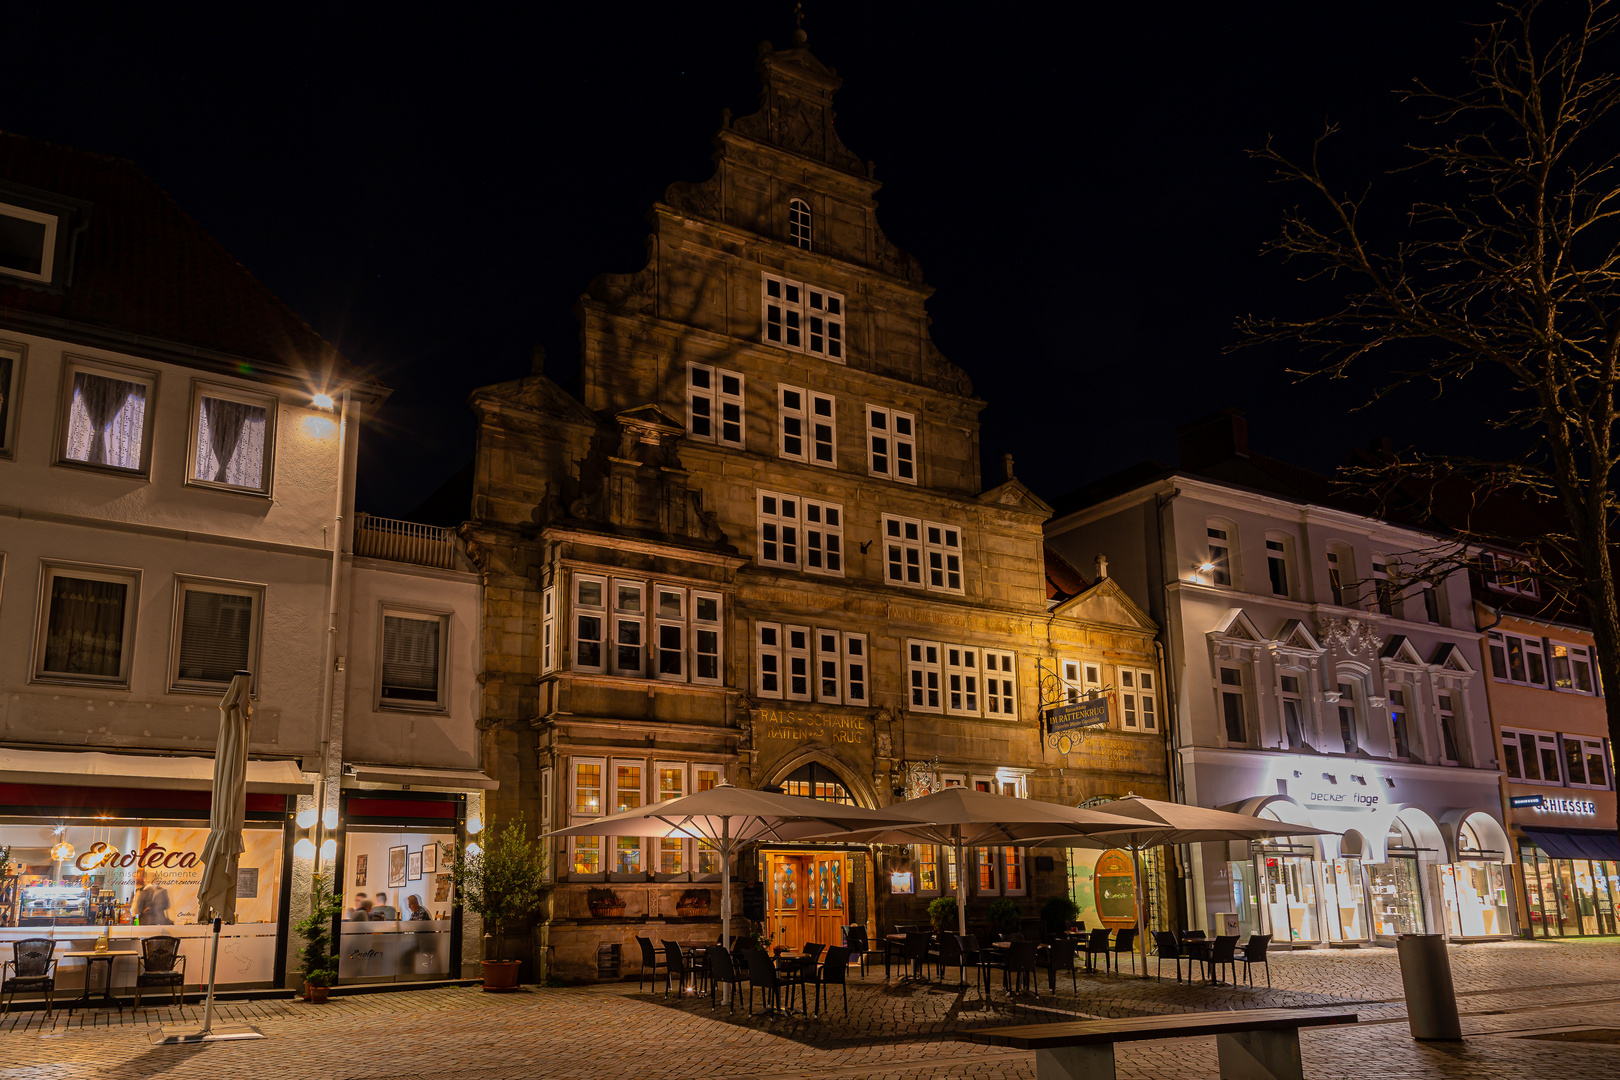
xmin=194 ymin=396 xmax=267 ymax=488
xmin=381 ymin=616 xmax=441 ymax=702
xmin=64 ymin=371 xmax=146 ymax=468
xmin=43 ymin=576 xmax=128 ymax=677
xmin=177 ymin=590 xmax=254 ymax=683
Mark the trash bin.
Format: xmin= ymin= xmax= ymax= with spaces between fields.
xmin=1396 ymin=934 xmax=1461 ymax=1040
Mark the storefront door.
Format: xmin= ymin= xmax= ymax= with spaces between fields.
xmin=1594 ymin=861 xmax=1619 ymax=935
xmin=1323 ymin=857 xmax=1368 ymax=941
xmin=1554 ymin=860 xmax=1582 ymax=935
xmin=766 ymin=852 xmax=848 ymax=950
xmin=1528 ymin=853 xmax=1562 ymax=937
xmin=1261 ymin=854 xmax=1320 ymax=944
xmin=1572 ymin=861 xmax=1602 ymax=935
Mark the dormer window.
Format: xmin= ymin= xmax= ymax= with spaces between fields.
xmin=788 ymin=198 xmax=812 ymax=250
xmin=0 ymin=199 xmax=58 ymax=284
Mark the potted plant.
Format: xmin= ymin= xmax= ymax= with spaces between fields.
xmin=587 ymin=887 xmax=626 ymax=918
xmin=927 ymin=895 xmax=958 ymax=932
xmin=293 ymin=872 xmax=342 ymax=1002
xmin=674 ymin=888 xmax=710 ymax=917
xmin=987 ymin=897 xmax=1021 ymax=939
xmin=1042 ymin=895 xmax=1080 ymax=936
xmin=453 ymin=816 xmax=549 ymax=992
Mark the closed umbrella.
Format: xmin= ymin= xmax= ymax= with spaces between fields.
xmin=796 ymin=787 xmax=1147 ymax=937
xmin=1033 ymin=795 xmax=1338 ymax=979
xmin=158 ymin=671 xmax=264 ymax=1043
xmin=546 ymin=781 xmax=907 ymax=996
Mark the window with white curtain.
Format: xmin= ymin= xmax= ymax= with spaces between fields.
xmin=189 ymin=385 xmax=273 ymax=492
xmin=34 ymin=562 xmax=141 ymax=685
xmin=378 ymin=610 xmax=448 ymax=710
xmin=60 ymin=362 xmax=154 ymax=473
xmin=170 ymin=578 xmax=262 ymax=692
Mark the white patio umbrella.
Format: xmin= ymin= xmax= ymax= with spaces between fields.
xmin=159 ymin=671 xmax=264 ymax=1043
xmin=545 ymin=781 xmax=907 ymax=994
xmin=795 ymin=788 xmax=1148 ymax=937
xmin=1034 ymin=795 xmax=1338 ymax=979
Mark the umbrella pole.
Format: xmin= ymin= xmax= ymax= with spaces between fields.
xmin=200 ymin=915 xmax=221 ymax=1033
xmin=955 ymin=831 xmax=967 ymax=938
xmin=1132 ymin=846 xmax=1147 ymax=979
xmin=720 ymin=818 xmax=732 ymax=1005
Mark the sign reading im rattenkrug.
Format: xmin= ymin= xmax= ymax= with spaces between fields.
xmin=1046 ymin=698 xmax=1110 ymax=734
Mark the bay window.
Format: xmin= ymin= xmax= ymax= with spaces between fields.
xmin=693 ymin=592 xmax=722 ymax=684
xmin=613 ymin=761 xmax=643 ymax=875
xmin=541 ymin=586 xmax=556 ymax=673
xmin=573 ymin=574 xmax=607 ymax=673
xmin=569 ymin=572 xmax=723 ymax=686
xmin=610 ymin=579 xmax=645 ymax=678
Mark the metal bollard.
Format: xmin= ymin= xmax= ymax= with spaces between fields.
xmin=1395 ymin=934 xmax=1462 ymax=1040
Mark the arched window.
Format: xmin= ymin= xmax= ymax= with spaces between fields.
xmin=781 ymin=762 xmax=851 ymax=804
xmin=1332 ymin=667 xmax=1368 ymax=754
xmin=788 ymin=198 xmax=812 ymax=250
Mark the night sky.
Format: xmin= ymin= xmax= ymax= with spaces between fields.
xmin=7 ymin=3 xmax=1489 ymax=519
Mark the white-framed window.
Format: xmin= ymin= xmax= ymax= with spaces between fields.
xmin=757 ymin=490 xmax=801 ymax=570
xmin=1205 ymin=523 xmax=1233 ymax=587
xmin=924 ymin=522 xmax=964 ymax=594
xmin=1371 ymin=560 xmax=1396 ymax=616
xmin=866 ymin=406 xmax=916 ymax=483
xmin=572 ymin=574 xmax=607 ymax=674
xmin=540 ymin=767 xmax=555 ymax=882
xmin=33 ymin=562 xmax=141 ymax=687
xmin=1564 ymin=736 xmax=1611 ymax=790
xmin=1061 ymin=659 xmax=1084 ymax=704
xmin=1437 ymin=691 xmax=1461 ymax=765
xmin=1119 ymin=667 xmax=1157 ymax=732
xmin=1327 ymin=544 xmax=1354 ymax=607
xmin=883 ymin=515 xmax=924 ymax=587
xmin=945 ymin=645 xmax=980 ymax=716
xmin=569 ymin=756 xmax=606 ymax=877
xmin=762 ymin=273 xmax=844 ymax=361
xmin=778 ymin=384 xmax=809 ymax=462
xmin=1501 ymin=727 xmax=1561 ymax=784
xmin=1279 ymin=673 xmax=1305 ymax=749
xmin=653 ymin=584 xmax=686 ymax=681
xmin=610 ymin=578 xmax=646 ymax=678
xmin=788 ymin=198 xmax=811 ymax=250
xmin=169 ymin=577 xmax=263 ymax=693
xmin=0 ymin=340 xmax=25 ymax=458
xmin=378 ymin=608 xmax=449 ymax=711
xmin=1334 ymin=678 xmax=1359 ymax=754
xmin=686 ymin=362 xmax=744 ymax=447
xmin=58 ymin=358 xmax=156 ymax=475
xmin=655 ymin=761 xmax=687 ymax=875
xmin=785 ymin=624 xmax=811 ymax=701
xmin=187 ymin=382 xmax=274 ymax=494
xmin=1388 ymin=687 xmax=1412 ymax=760
xmin=810 ymin=392 xmax=836 ymax=467
xmin=0 ymin=199 xmax=59 ymax=284
xmin=612 ymin=759 xmax=644 ymax=875
xmin=692 ymin=591 xmax=722 ymax=685
xmin=1084 ymin=662 xmax=1103 ymax=698
xmin=1487 ymin=630 xmax=1548 ymax=688
xmin=541 ymin=586 xmax=556 ymax=674
xmin=804 ymin=499 xmax=844 ymax=576
xmin=1550 ymin=641 xmax=1597 ymax=694
xmin=815 ymin=629 xmax=844 ymax=704
xmin=907 ymin=639 xmax=942 ymax=713
xmin=1220 ymin=667 xmax=1248 ymax=745
xmin=983 ymin=650 xmax=1016 ymax=719
xmin=695 ymin=765 xmax=724 ymax=876
xmin=843 ymin=633 xmax=868 ymax=705
xmin=756 ymin=621 xmax=783 ymax=699
xmin=1265 ymin=533 xmax=1291 ymax=598
xmin=1481 ymin=551 xmax=1539 ymax=598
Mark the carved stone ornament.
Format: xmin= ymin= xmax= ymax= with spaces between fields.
xmin=876 ymin=732 xmax=892 ymax=759
xmin=904 ymin=758 xmax=939 ymax=801
xmin=1317 ymin=616 xmax=1383 ymax=658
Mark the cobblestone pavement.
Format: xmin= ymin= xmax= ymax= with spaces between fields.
xmin=1 ymin=938 xmax=1616 ymax=1079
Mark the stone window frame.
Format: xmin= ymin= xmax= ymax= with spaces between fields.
xmin=609 ymin=578 xmax=647 ymax=679
xmin=755 ymin=620 xmax=784 ymax=699
xmin=907 ymin=638 xmax=943 ymax=713
xmin=865 ymin=405 xmax=916 ymax=484
xmin=983 ymin=650 xmax=1017 ymax=720
xmin=685 ymin=362 xmax=744 ymax=448
xmin=809 ymin=391 xmax=836 ymax=467
xmin=761 ymin=273 xmax=845 ymax=362
xmin=803 ymin=499 xmax=844 ymax=577
xmin=944 ymin=644 xmax=981 ymax=716
xmin=691 ymin=590 xmax=723 ymax=686
xmin=777 ymin=383 xmax=810 ymax=463
xmin=652 ymin=584 xmax=687 ymax=683
xmin=756 ymin=489 xmax=801 ymax=570
xmin=568 ymin=755 xmax=607 ymax=879
xmin=883 ymin=514 xmax=924 ymax=588
xmin=572 ymin=573 xmax=608 ymax=675
xmin=924 ymin=521 xmax=964 ymax=594
xmin=784 ymin=624 xmax=812 ymax=702
xmin=541 ymin=586 xmax=556 ymax=674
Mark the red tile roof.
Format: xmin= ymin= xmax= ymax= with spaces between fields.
xmin=0 ymin=130 xmax=378 ymax=392
xmin=1045 ymin=545 xmax=1091 ymax=603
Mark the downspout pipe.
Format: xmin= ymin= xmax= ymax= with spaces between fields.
xmin=315 ymin=391 xmax=353 ymax=855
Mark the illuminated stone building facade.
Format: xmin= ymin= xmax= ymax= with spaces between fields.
xmin=464 ymin=40 xmax=1168 ymax=980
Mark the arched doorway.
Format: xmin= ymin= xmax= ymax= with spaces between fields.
xmin=1256 ymin=802 xmax=1323 ymax=945
xmin=760 ymin=758 xmax=865 ymax=950
xmin=1367 ymin=808 xmax=1444 ymax=936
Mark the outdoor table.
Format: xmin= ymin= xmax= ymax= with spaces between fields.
xmin=981 ymin=940 xmax=1058 ymax=996
xmin=677 ymin=942 xmax=714 ymax=994
xmin=771 ymin=952 xmax=816 ymax=1014
xmin=1181 ymin=939 xmax=1225 ymax=985
xmin=62 ymin=949 xmax=138 ymax=1011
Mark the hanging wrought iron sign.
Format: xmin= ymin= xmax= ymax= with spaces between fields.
xmin=1037 ymin=659 xmax=1111 ymax=754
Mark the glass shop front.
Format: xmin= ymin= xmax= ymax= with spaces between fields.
xmin=0 ymin=783 xmax=291 ymax=991
xmin=1518 ymin=827 xmax=1620 ymax=937
xmin=335 ymin=792 xmax=464 ymax=984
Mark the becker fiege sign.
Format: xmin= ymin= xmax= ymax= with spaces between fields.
xmin=1304 ymin=789 xmax=1380 ymax=809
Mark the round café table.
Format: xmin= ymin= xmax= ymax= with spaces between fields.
xmin=63 ymin=949 xmax=139 ymax=1011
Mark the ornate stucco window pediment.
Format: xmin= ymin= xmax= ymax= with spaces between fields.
xmin=1268 ymin=618 xmax=1325 ymax=670
xmin=1426 ymin=641 xmax=1477 ymax=688
xmin=1208 ymin=608 xmax=1266 ymax=663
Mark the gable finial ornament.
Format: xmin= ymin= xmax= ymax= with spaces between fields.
xmin=1318 ymin=615 xmax=1383 ymax=658
xmin=793 ymin=2 xmax=807 ymax=46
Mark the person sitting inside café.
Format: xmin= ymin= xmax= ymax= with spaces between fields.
xmin=345 ymin=892 xmax=372 ymax=920
xmin=369 ymin=892 xmax=397 ymax=919
xmin=406 ymin=895 xmax=430 ymax=921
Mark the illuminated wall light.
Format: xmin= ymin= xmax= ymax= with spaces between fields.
xmin=312 ymin=392 xmax=335 ymax=410
xmin=296 ymin=808 xmax=318 ymax=829
xmin=294 ymin=838 xmax=317 ymax=859
xmin=465 ymin=814 xmax=483 ymax=835
xmin=322 ymin=808 xmax=339 ymax=830
xmin=319 ymin=838 xmax=336 ymax=862
xmin=465 ymin=841 xmax=482 ymax=858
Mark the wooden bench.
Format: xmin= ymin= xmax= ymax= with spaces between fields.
xmin=963 ymin=1008 xmax=1357 ymax=1080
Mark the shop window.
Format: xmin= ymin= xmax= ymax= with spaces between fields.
xmin=686 ymin=362 xmax=744 ymax=447
xmin=33 ymin=563 xmax=140 ymax=686
xmin=693 ymin=591 xmax=722 ymax=685
xmin=187 ymin=383 xmax=274 ymax=494
xmin=1388 ymin=687 xmax=1411 ymax=760
xmin=0 ymin=342 xmax=21 ymax=457
xmin=573 ymin=574 xmax=606 ymax=674
xmin=1550 ymin=642 xmax=1596 ymax=694
xmin=1438 ymin=691 xmax=1461 ymax=765
xmin=1279 ymin=673 xmax=1306 ymax=749
xmin=803 ymin=499 xmax=844 ymax=576
xmin=58 ymin=359 xmax=155 ymax=475
xmin=1220 ymin=667 xmax=1247 ymax=744
xmin=907 ymin=639 xmax=942 ymax=712
xmin=1564 ymin=735 xmax=1611 ymax=790
xmin=865 ymin=406 xmax=916 ymax=483
xmin=788 ymin=198 xmax=811 ymax=250
xmin=883 ymin=514 xmax=924 ymax=587
xmin=1481 ymin=550 xmax=1539 ymax=597
xmin=1488 ymin=630 xmax=1547 ymax=687
xmin=610 ymin=579 xmax=645 ymax=678
xmin=1204 ymin=523 xmax=1233 ymax=587
xmin=1120 ymin=667 xmax=1157 ymax=731
xmin=924 ymin=522 xmax=964 ymax=593
xmin=170 ymin=578 xmax=262 ymax=693
xmin=945 ymin=646 xmax=980 ymax=715
xmin=1265 ymin=533 xmax=1292 ymax=598
xmin=762 ymin=273 xmax=844 ymax=361
xmin=541 ymin=586 xmax=555 ymax=673
xmin=984 ymin=650 xmax=1017 ymax=719
xmin=339 ymin=826 xmax=457 ymax=976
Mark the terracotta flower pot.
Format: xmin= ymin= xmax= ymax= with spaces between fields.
xmin=304 ymin=982 xmax=330 ymax=1003
xmin=481 ymin=958 xmax=522 ymax=992
xmin=590 ymin=903 xmax=626 ymax=918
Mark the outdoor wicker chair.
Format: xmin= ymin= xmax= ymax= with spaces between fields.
xmin=1109 ymin=927 xmax=1138 ymax=975
xmin=133 ymin=935 xmax=186 ymax=1008
xmin=1153 ymin=930 xmax=1186 ymax=983
xmin=635 ymin=936 xmax=666 ymax=993
xmin=813 ymin=945 xmax=852 ymax=1017
xmin=1236 ymin=933 xmax=1272 ymax=987
xmin=705 ymin=945 xmax=742 ymax=1012
xmin=1 ymin=938 xmax=58 ymax=1017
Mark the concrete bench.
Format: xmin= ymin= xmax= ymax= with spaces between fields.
xmin=962 ymin=1008 xmax=1358 ymax=1080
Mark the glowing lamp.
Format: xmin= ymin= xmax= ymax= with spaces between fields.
xmin=323 ymin=808 xmax=339 ymax=830
xmin=51 ymin=840 xmax=76 ymax=862
xmin=319 ymin=838 xmax=337 ymax=862
xmin=294 ymin=838 xmax=317 ymax=859
xmin=296 ymin=808 xmax=317 ymax=829
xmin=465 ymin=842 xmax=483 ymax=858
xmin=1198 ymin=562 xmax=1215 ymax=573
xmin=311 ymin=392 xmax=335 ymax=410
xmin=465 ymin=814 xmax=483 ymax=835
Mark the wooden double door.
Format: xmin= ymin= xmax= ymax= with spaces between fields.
xmin=766 ymin=851 xmax=849 ymax=951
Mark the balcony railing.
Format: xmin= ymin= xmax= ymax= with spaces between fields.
xmin=354 ymin=513 xmax=459 ymax=569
